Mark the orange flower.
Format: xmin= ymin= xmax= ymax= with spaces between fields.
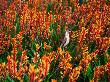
xmin=21 ymin=50 xmax=28 ymax=64
xmin=44 ymin=42 xmax=47 ymax=50
xmin=0 ymin=63 xmax=2 ymax=76
xmin=32 ymin=52 xmax=38 ymax=63
xmin=36 ymin=44 xmax=40 ymax=51
xmin=28 ymin=64 xmax=36 ymax=82
xmin=62 ymin=63 xmax=72 ymax=80
xmin=91 ymin=50 xmax=99 ymax=58
xmin=105 ymin=62 xmax=110 ymax=73
xmin=65 ymin=51 xmax=72 ymax=62
xmin=2 ymin=63 xmax=7 ymax=78
xmin=57 ymin=47 xmax=64 ymax=57
xmin=7 ymin=55 xmax=13 ymax=76
xmin=44 ymin=42 xmax=52 ymax=50
xmin=12 ymin=38 xmax=16 ymax=45
xmin=69 ymin=66 xmax=82 ymax=82
xmin=41 ymin=55 xmax=50 ymax=77
xmin=51 ymin=79 xmax=57 ymax=82
xmin=78 ymin=27 xmax=88 ymax=47
xmin=93 ymin=66 xmax=105 ymax=82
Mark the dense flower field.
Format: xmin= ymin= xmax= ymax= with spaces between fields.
xmin=0 ymin=0 xmax=110 ymax=82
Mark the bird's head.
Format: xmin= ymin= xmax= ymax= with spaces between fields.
xmin=66 ymin=28 xmax=72 ymax=34
xmin=65 ymin=28 xmax=72 ymax=37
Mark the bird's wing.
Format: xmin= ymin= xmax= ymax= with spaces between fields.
xmin=60 ymin=36 xmax=67 ymax=47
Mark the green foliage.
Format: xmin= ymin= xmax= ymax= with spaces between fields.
xmin=86 ymin=63 xmax=94 ymax=80
xmin=23 ymin=75 xmax=29 ymax=82
xmin=89 ymin=41 xmax=96 ymax=53
xmin=5 ymin=76 xmax=14 ymax=82
xmin=44 ymin=58 xmax=61 ymax=82
xmin=0 ymin=52 xmax=8 ymax=63
xmin=15 ymin=14 xmax=20 ymax=34
xmin=108 ymin=47 xmax=110 ymax=55
xmin=0 ymin=0 xmax=110 ymax=82
xmin=47 ymin=2 xmax=52 ymax=13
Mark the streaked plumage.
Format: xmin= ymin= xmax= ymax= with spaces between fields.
xmin=60 ymin=29 xmax=71 ymax=47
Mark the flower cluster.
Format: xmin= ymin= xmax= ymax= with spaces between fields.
xmin=0 ymin=0 xmax=110 ymax=82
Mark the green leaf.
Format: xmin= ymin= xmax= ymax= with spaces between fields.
xmin=31 ymin=41 xmax=36 ymax=51
xmin=78 ymin=0 xmax=83 ymax=5
xmin=16 ymin=51 xmax=22 ymax=61
xmin=0 ymin=52 xmax=8 ymax=62
xmin=28 ymin=51 xmax=33 ymax=58
xmin=96 ymin=53 xmax=107 ymax=66
xmin=6 ymin=76 xmax=14 ymax=82
xmin=71 ymin=25 xmax=79 ymax=31
xmin=77 ymin=70 xmax=89 ymax=82
xmin=35 ymin=57 xmax=40 ymax=68
xmin=10 ymin=27 xmax=15 ymax=38
xmin=60 ymin=25 xmax=65 ymax=33
xmin=15 ymin=14 xmax=20 ymax=34
xmin=89 ymin=41 xmax=96 ymax=53
xmin=23 ymin=75 xmax=29 ymax=82
xmin=15 ymin=20 xmax=20 ymax=34
xmin=50 ymin=23 xmax=54 ymax=31
xmin=107 ymin=47 xmax=110 ymax=55
xmin=105 ymin=0 xmax=109 ymax=4
xmin=68 ymin=0 xmax=70 ymax=6
xmin=47 ymin=2 xmax=52 ymax=12
xmin=31 ymin=48 xmax=35 ymax=54
xmin=86 ymin=64 xmax=93 ymax=80
xmin=62 ymin=74 xmax=69 ymax=82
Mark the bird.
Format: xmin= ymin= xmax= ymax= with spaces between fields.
xmin=60 ymin=29 xmax=71 ymax=48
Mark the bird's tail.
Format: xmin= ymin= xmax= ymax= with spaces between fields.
xmin=60 ymin=44 xmax=63 ymax=48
